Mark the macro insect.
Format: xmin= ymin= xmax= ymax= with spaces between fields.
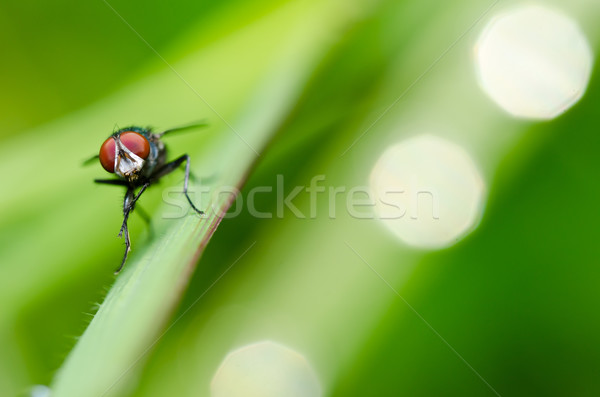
xmin=86 ymin=124 xmax=205 ymax=274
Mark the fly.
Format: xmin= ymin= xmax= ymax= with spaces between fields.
xmin=86 ymin=123 xmax=206 ymax=274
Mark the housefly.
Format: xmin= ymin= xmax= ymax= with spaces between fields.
xmin=87 ymin=123 xmax=205 ymax=274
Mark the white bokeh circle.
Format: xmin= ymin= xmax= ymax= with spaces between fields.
xmin=211 ymin=341 xmax=321 ymax=397
xmin=475 ymin=5 xmax=593 ymax=120
xmin=369 ymin=135 xmax=486 ymax=249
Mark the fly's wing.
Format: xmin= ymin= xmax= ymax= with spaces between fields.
xmin=83 ymin=154 xmax=99 ymax=166
xmin=157 ymin=120 xmax=209 ymax=137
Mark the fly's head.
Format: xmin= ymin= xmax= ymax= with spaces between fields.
xmin=99 ymin=131 xmax=151 ymax=183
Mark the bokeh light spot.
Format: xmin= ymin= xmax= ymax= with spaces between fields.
xmin=369 ymin=135 xmax=485 ymax=249
xmin=475 ymin=5 xmax=593 ymax=120
xmin=29 ymin=385 xmax=51 ymax=397
xmin=211 ymin=341 xmax=321 ymax=397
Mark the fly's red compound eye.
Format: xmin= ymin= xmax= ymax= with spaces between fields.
xmin=99 ymin=137 xmax=116 ymax=172
xmin=120 ymin=132 xmax=150 ymax=159
xmin=99 ymin=131 xmax=150 ymax=173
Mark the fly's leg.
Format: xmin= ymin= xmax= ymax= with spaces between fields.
xmin=116 ymin=188 xmax=134 ymax=274
xmin=151 ymin=155 xmax=204 ymax=215
xmin=117 ymin=221 xmax=131 ymax=275
xmin=95 ymin=179 xmax=152 ymax=226
xmin=135 ymin=204 xmax=152 ymax=227
xmin=135 ymin=204 xmax=155 ymax=240
xmin=119 ymin=183 xmax=150 ymax=235
xmin=115 ymin=183 xmax=150 ymax=274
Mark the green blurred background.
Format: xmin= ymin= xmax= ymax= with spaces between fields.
xmin=1 ymin=0 xmax=599 ymax=396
